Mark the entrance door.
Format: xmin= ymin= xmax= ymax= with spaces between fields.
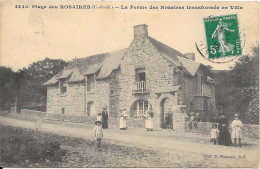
xmin=160 ymin=98 xmax=173 ymax=129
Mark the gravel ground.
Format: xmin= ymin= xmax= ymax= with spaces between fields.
xmin=0 ymin=115 xmax=259 ymax=168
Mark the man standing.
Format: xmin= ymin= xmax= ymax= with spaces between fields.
xmin=102 ymin=106 xmax=108 ymax=129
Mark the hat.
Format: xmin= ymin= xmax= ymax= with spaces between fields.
xmin=95 ymin=120 xmax=101 ymax=125
xmin=103 ymin=106 xmax=107 ymax=109
xmin=234 ymin=113 xmax=239 ymax=117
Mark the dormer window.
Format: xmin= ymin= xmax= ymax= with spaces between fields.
xmin=87 ymin=75 xmax=95 ymax=92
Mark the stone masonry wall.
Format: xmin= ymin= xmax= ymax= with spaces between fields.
xmin=181 ymin=68 xmax=217 ymax=121
xmin=46 ymin=82 xmax=85 ymax=115
xmin=117 ymin=36 xmax=179 ymax=129
xmin=86 ymin=78 xmax=110 ymax=117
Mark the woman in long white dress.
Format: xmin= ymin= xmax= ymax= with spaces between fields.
xmin=231 ymin=114 xmax=243 ymax=147
xmin=145 ymin=108 xmax=154 ymax=131
xmin=119 ymin=109 xmax=127 ymax=130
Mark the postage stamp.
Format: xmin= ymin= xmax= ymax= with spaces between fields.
xmin=204 ymin=14 xmax=242 ymax=59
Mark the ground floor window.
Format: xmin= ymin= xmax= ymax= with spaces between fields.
xmin=132 ymin=100 xmax=151 ymax=118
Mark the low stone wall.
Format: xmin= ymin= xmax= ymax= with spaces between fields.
xmin=21 ymin=109 xmax=47 ymax=118
xmin=45 ymin=113 xmax=146 ymax=128
xmin=15 ymin=110 xmax=153 ymax=129
xmin=185 ymin=121 xmax=259 ymax=139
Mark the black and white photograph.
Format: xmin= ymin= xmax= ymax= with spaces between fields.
xmin=0 ymin=0 xmax=259 ymax=168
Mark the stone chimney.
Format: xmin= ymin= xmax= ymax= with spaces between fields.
xmin=133 ymin=24 xmax=148 ymax=39
xmin=184 ymin=53 xmax=195 ymax=61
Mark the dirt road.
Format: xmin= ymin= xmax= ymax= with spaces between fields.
xmin=0 ymin=116 xmax=259 ymax=167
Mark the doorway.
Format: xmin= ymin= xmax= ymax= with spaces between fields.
xmin=160 ymin=98 xmax=173 ymax=129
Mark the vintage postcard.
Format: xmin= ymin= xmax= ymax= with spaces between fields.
xmin=0 ymin=0 xmax=259 ymax=168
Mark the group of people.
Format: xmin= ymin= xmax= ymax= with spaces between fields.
xmin=210 ymin=113 xmax=243 ymax=147
xmin=93 ymin=106 xmax=155 ymax=149
xmin=94 ymin=106 xmax=244 ymax=149
xmin=188 ymin=112 xmax=200 ymax=129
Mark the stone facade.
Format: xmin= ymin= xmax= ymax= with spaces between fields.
xmin=44 ymin=24 xmax=217 ymax=130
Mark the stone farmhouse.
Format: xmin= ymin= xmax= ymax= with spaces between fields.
xmin=44 ymin=24 xmax=217 ymax=130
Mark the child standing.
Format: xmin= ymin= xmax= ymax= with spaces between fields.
xmin=93 ymin=120 xmax=103 ymax=150
xmin=210 ymin=124 xmax=219 ymax=144
xmin=231 ymin=114 xmax=243 ymax=147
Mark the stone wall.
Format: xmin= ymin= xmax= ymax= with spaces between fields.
xmin=45 ymin=113 xmax=146 ymax=128
xmin=181 ymin=68 xmax=217 ymax=121
xmin=186 ymin=121 xmax=259 ymax=139
xmin=21 ymin=109 xmax=46 ymax=118
xmin=86 ymin=77 xmax=110 ymax=117
xmin=117 ymin=35 xmax=179 ymax=129
xmin=47 ymin=82 xmax=85 ymax=115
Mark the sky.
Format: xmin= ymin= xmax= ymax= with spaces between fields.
xmin=0 ymin=1 xmax=259 ymax=71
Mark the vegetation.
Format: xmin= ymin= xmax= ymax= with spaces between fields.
xmin=213 ymin=47 xmax=259 ymax=124
xmin=0 ymin=125 xmax=66 ymax=167
xmin=0 ymin=58 xmax=68 ymax=111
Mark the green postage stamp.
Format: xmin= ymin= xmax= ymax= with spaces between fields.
xmin=204 ymin=14 xmax=242 ymax=59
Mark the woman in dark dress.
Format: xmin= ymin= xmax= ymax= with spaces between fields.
xmin=218 ymin=114 xmax=232 ymax=146
xmin=101 ymin=107 xmax=108 ymax=129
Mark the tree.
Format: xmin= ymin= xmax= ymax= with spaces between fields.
xmin=0 ymin=66 xmax=16 ymax=110
xmin=18 ymin=58 xmax=68 ymax=109
xmin=214 ymin=46 xmax=259 ymax=124
xmin=0 ymin=58 xmax=68 ymax=111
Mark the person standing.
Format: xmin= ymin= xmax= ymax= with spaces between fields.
xmin=93 ymin=120 xmax=103 ymax=150
xmin=102 ymin=106 xmax=108 ymax=129
xmin=145 ymin=108 xmax=154 ymax=131
xmin=189 ymin=112 xmax=196 ymax=129
xmin=119 ymin=109 xmax=127 ymax=130
xmin=218 ymin=113 xmax=232 ymax=146
xmin=210 ymin=124 xmax=219 ymax=145
xmin=231 ymin=114 xmax=243 ymax=147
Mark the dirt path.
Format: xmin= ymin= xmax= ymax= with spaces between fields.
xmin=0 ymin=116 xmax=259 ymax=167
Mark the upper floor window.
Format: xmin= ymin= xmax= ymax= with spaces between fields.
xmin=135 ymin=68 xmax=146 ymax=82
xmin=59 ymin=79 xmax=68 ymax=94
xmin=196 ymin=75 xmax=213 ymax=95
xmin=196 ymin=74 xmax=202 ymax=94
xmin=87 ymin=75 xmax=95 ymax=92
xmin=133 ymin=67 xmax=147 ymax=94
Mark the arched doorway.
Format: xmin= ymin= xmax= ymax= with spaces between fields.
xmin=160 ymin=97 xmax=174 ymax=129
xmin=130 ymin=100 xmax=152 ymax=118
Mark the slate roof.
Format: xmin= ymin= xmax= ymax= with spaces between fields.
xmin=148 ymin=37 xmax=186 ymax=61
xmin=44 ymin=36 xmax=206 ymax=86
xmin=176 ymin=56 xmax=201 ymax=76
xmin=43 ymin=49 xmax=126 ymax=85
